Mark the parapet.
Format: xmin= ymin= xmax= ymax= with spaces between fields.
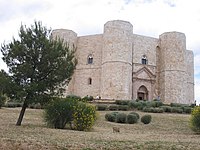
xmin=104 ymin=20 xmax=133 ymax=33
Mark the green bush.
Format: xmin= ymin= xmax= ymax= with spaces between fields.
xmin=0 ymin=94 xmax=6 ymax=108
xmin=118 ymin=105 xmax=129 ymax=111
xmin=155 ymin=108 xmax=164 ymax=113
xmin=129 ymin=112 xmax=140 ymax=119
xmin=143 ymin=107 xmax=153 ymax=113
xmin=72 ymin=102 xmax=97 ymax=131
xmin=108 ymin=105 xmax=118 ymax=111
xmin=115 ymin=100 xmax=130 ymax=105
xmin=4 ymin=102 xmax=23 ymax=108
xmin=96 ymin=104 xmax=107 ymax=111
xmin=141 ymin=115 xmax=152 ymax=124
xmin=82 ymin=95 xmax=94 ymax=102
xmin=170 ymin=103 xmax=190 ymax=108
xmin=116 ymin=113 xmax=127 ymax=123
xmin=126 ymin=114 xmax=138 ymax=124
xmin=171 ymin=107 xmax=183 ymax=113
xmin=154 ymin=101 xmax=163 ymax=107
xmin=105 ymin=112 xmax=118 ymax=122
xmin=190 ymin=106 xmax=200 ymax=133
xmin=128 ymin=100 xmax=147 ymax=110
xmin=183 ymin=107 xmax=192 ymax=114
xmin=128 ymin=100 xmax=138 ymax=109
xmin=138 ymin=101 xmax=148 ymax=110
xmin=44 ymin=97 xmax=77 ymax=129
xmin=160 ymin=106 xmax=172 ymax=112
xmin=143 ymin=107 xmax=164 ymax=113
xmin=66 ymin=94 xmax=81 ymax=100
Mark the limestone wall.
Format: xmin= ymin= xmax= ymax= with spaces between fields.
xmin=186 ymin=50 xmax=194 ymax=103
xmin=159 ymin=32 xmax=187 ymax=104
xmin=132 ymin=34 xmax=158 ymax=66
xmin=51 ymin=29 xmax=77 ymax=49
xmin=101 ymin=20 xmax=133 ymax=100
xmin=73 ymin=34 xmax=103 ymax=97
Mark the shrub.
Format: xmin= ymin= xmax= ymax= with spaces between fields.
xmin=141 ymin=115 xmax=152 ymax=124
xmin=128 ymin=100 xmax=138 ymax=109
xmin=4 ymin=102 xmax=23 ymax=108
xmin=0 ymin=94 xmax=6 ymax=108
xmin=118 ymin=105 xmax=129 ymax=111
xmin=171 ymin=107 xmax=183 ymax=113
xmin=137 ymin=101 xmax=147 ymax=110
xmin=108 ymin=105 xmax=118 ymax=111
xmin=66 ymin=94 xmax=81 ymax=100
xmin=115 ymin=100 xmax=130 ymax=105
xmin=142 ymin=107 xmax=153 ymax=113
xmin=116 ymin=113 xmax=127 ymax=123
xmin=160 ymin=106 xmax=172 ymax=112
xmin=82 ymin=95 xmax=94 ymax=102
xmin=126 ymin=114 xmax=138 ymax=124
xmin=170 ymin=103 xmax=190 ymax=108
xmin=105 ymin=112 xmax=117 ymax=122
xmin=190 ymin=106 xmax=200 ymax=133
xmin=96 ymin=104 xmax=107 ymax=111
xmin=154 ymin=101 xmax=163 ymax=107
xmin=155 ymin=108 xmax=164 ymax=113
xmin=183 ymin=107 xmax=192 ymax=114
xmin=44 ymin=97 xmax=77 ymax=129
xmin=129 ymin=112 xmax=140 ymax=119
xmin=72 ymin=102 xmax=97 ymax=131
xmin=143 ymin=107 xmax=164 ymax=113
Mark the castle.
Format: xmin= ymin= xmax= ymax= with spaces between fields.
xmin=52 ymin=20 xmax=194 ymax=104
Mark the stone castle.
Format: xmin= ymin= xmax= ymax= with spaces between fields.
xmin=52 ymin=20 xmax=194 ymax=104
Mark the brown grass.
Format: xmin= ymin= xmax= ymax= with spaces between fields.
xmin=0 ymin=108 xmax=200 ymax=150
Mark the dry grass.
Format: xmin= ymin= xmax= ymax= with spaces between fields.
xmin=0 ymin=108 xmax=200 ymax=150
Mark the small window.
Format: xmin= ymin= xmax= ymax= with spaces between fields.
xmin=88 ymin=55 xmax=93 ymax=64
xmin=141 ymin=55 xmax=148 ymax=65
xmin=88 ymin=78 xmax=92 ymax=85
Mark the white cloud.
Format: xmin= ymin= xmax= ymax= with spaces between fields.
xmin=0 ymin=0 xmax=200 ymax=103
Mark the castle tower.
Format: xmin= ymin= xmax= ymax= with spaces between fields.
xmin=51 ymin=29 xmax=78 ymax=96
xmin=101 ymin=20 xmax=133 ymax=100
xmin=51 ymin=29 xmax=77 ymax=50
xmin=186 ymin=50 xmax=195 ymax=104
xmin=159 ymin=32 xmax=187 ymax=104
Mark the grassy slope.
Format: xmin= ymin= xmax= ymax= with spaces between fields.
xmin=0 ymin=108 xmax=200 ymax=150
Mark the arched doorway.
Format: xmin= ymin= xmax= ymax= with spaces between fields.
xmin=137 ymin=85 xmax=148 ymax=100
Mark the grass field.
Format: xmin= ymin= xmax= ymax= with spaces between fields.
xmin=0 ymin=107 xmax=200 ymax=150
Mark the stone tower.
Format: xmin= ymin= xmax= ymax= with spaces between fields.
xmin=100 ymin=20 xmax=133 ymax=100
xmin=51 ymin=29 xmax=77 ymax=49
xmin=159 ymin=32 xmax=187 ymax=104
xmin=51 ymin=29 xmax=77 ymax=95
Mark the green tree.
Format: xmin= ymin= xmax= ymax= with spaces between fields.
xmin=0 ymin=70 xmax=10 ymax=94
xmin=1 ymin=21 xmax=77 ymax=126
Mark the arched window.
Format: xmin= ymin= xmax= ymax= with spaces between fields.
xmin=141 ymin=55 xmax=148 ymax=65
xmin=88 ymin=78 xmax=92 ymax=85
xmin=87 ymin=54 xmax=93 ymax=64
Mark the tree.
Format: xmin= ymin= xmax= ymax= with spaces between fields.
xmin=1 ymin=21 xmax=77 ymax=126
xmin=0 ymin=70 xmax=10 ymax=94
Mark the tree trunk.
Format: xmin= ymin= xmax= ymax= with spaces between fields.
xmin=16 ymin=101 xmax=28 ymax=126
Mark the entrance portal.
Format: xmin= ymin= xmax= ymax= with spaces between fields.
xmin=137 ymin=86 xmax=148 ymax=100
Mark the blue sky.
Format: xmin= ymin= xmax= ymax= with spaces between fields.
xmin=0 ymin=0 xmax=199 ymax=104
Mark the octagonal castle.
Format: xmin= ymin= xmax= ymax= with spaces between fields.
xmin=52 ymin=20 xmax=194 ymax=104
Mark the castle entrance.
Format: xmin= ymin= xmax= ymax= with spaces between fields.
xmin=137 ymin=85 xmax=148 ymax=100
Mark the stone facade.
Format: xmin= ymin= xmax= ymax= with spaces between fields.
xmin=52 ymin=20 xmax=194 ymax=104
